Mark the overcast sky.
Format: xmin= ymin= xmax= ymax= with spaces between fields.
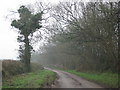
xmin=0 ymin=0 xmax=61 ymax=60
xmin=0 ymin=0 xmax=118 ymax=60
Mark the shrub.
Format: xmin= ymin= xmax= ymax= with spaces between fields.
xmin=2 ymin=60 xmax=26 ymax=78
xmin=2 ymin=60 xmax=44 ymax=78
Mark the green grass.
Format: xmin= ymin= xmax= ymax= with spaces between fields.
xmin=3 ymin=70 xmax=56 ymax=88
xmin=65 ymin=70 xmax=118 ymax=88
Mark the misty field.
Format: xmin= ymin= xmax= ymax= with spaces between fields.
xmin=0 ymin=0 xmax=119 ymax=89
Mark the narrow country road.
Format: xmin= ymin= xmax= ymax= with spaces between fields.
xmin=45 ymin=67 xmax=104 ymax=88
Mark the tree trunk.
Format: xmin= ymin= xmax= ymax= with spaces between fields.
xmin=118 ymin=1 xmax=120 ymax=88
xmin=24 ymin=35 xmax=31 ymax=72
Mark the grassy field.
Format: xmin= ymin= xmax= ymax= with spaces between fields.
xmin=3 ymin=70 xmax=56 ymax=88
xmin=65 ymin=70 xmax=118 ymax=88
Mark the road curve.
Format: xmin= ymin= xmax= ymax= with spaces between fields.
xmin=45 ymin=67 xmax=104 ymax=88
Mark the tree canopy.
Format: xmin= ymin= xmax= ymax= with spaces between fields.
xmin=31 ymin=2 xmax=118 ymax=73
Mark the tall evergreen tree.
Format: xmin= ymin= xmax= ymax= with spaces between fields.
xmin=11 ymin=6 xmax=43 ymax=72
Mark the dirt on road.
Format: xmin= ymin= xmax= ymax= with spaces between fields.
xmin=45 ymin=67 xmax=104 ymax=88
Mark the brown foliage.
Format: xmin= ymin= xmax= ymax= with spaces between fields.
xmin=2 ymin=60 xmax=26 ymax=78
xmin=2 ymin=60 xmax=44 ymax=78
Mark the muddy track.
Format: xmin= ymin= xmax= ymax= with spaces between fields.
xmin=45 ymin=67 xmax=105 ymax=88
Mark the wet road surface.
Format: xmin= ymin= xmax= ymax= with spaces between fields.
xmin=45 ymin=67 xmax=104 ymax=88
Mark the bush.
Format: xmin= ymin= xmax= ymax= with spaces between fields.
xmin=2 ymin=60 xmax=26 ymax=78
xmin=31 ymin=62 xmax=44 ymax=71
xmin=2 ymin=60 xmax=44 ymax=78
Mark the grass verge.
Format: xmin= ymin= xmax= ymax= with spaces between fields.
xmin=3 ymin=70 xmax=56 ymax=88
xmin=65 ymin=70 xmax=118 ymax=88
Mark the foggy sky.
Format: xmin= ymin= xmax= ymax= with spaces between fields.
xmin=0 ymin=0 xmax=60 ymax=60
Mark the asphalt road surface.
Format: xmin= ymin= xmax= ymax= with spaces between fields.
xmin=45 ymin=67 xmax=104 ymax=88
